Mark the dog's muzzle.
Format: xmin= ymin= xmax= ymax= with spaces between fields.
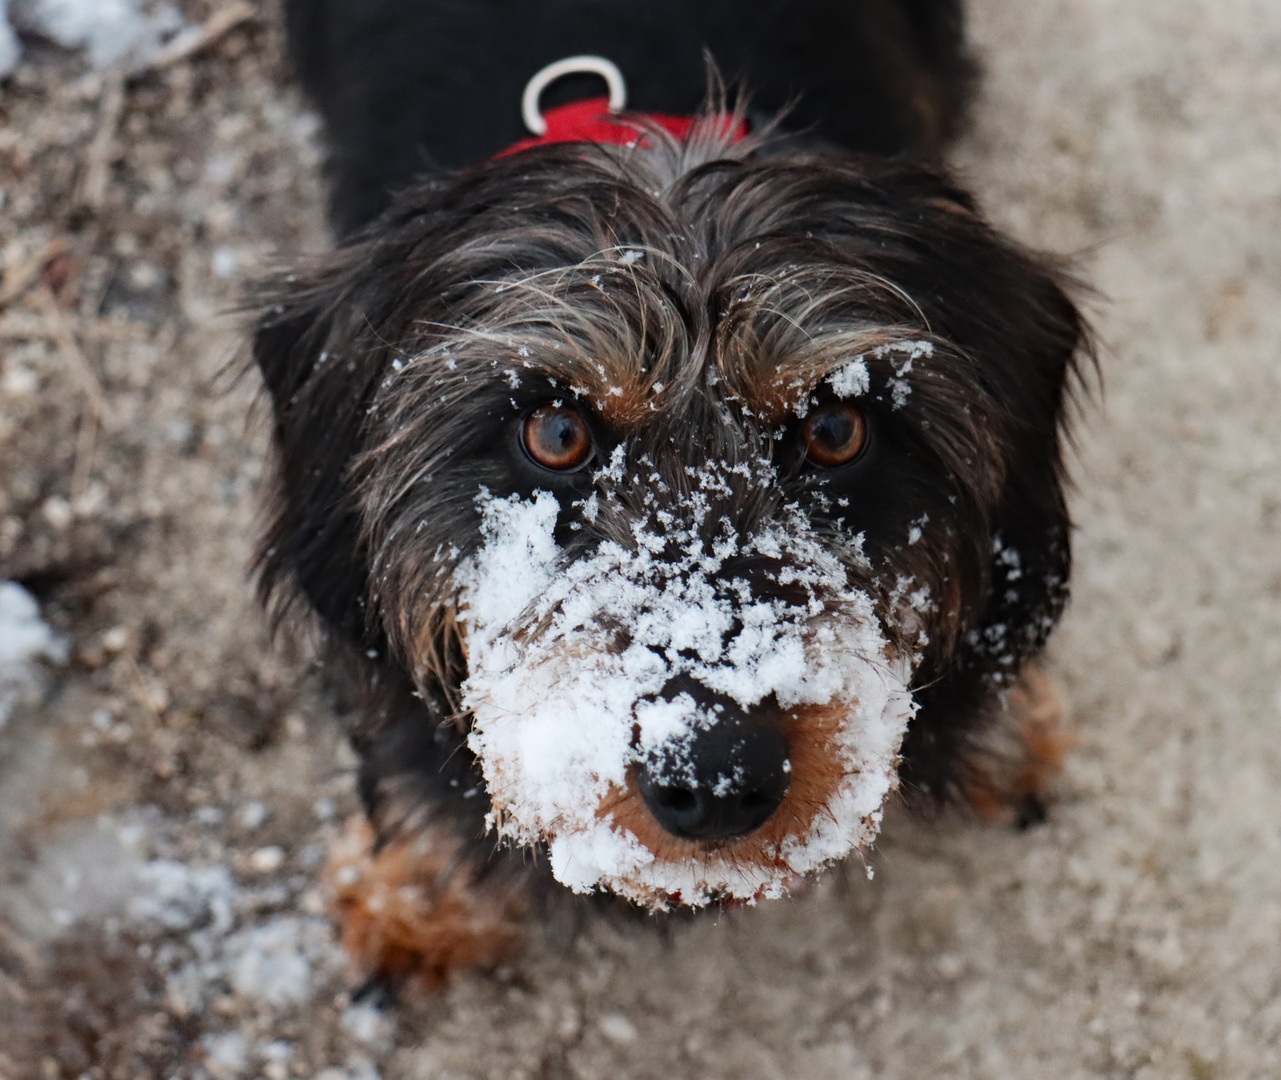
xmin=454 ymin=483 xmax=916 ymax=909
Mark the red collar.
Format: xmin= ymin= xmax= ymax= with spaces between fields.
xmin=496 ymin=96 xmax=748 ymax=158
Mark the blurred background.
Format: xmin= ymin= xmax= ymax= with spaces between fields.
xmin=0 ymin=1 xmax=1278 ymax=1077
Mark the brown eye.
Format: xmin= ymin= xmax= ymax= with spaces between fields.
xmin=522 ymin=404 xmax=593 ymax=470
xmin=802 ymin=403 xmax=867 ymax=467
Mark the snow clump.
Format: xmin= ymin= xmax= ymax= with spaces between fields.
xmin=875 ymin=339 xmax=933 ymax=409
xmin=459 ymin=461 xmax=916 ymax=907
xmin=0 ymin=0 xmax=18 ymax=76
xmin=1 ymin=0 xmax=184 ymax=75
xmin=0 ymin=580 xmax=67 ymax=726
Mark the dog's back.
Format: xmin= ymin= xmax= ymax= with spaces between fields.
xmin=285 ymin=0 xmax=974 ymax=234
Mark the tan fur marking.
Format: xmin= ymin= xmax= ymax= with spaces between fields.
xmin=595 ymin=379 xmax=661 ymax=428
xmin=926 ymin=195 xmax=973 ymax=216
xmin=408 ymin=600 xmax=464 ymax=712
xmin=326 ymin=818 xmax=526 ymax=988
xmin=722 ymin=328 xmax=904 ymax=425
xmin=966 ymin=664 xmax=1075 ymax=823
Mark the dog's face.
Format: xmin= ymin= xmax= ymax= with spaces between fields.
xmin=255 ymin=130 xmax=1083 ymax=908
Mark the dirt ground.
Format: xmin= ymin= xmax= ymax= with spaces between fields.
xmin=1 ymin=1 xmax=1279 ymax=1077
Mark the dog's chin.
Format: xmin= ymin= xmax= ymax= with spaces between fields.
xmin=453 ymin=487 xmax=918 ymax=909
xmin=472 ymin=680 xmax=913 ymax=909
xmin=560 ymin=683 xmax=913 ymax=909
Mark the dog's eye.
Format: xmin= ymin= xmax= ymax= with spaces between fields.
xmin=802 ymin=403 xmax=867 ymax=467
xmin=522 ymin=404 xmax=594 ymax=470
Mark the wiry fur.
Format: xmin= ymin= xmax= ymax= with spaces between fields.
xmin=253 ymin=0 xmax=1089 ymax=975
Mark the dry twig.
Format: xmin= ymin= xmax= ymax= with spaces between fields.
xmin=29 ymin=284 xmax=111 ymax=494
xmin=77 ymin=69 xmax=127 ymax=210
xmin=140 ymin=2 xmax=257 ymax=74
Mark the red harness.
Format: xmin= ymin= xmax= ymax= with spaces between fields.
xmin=497 ymin=96 xmax=748 ymax=158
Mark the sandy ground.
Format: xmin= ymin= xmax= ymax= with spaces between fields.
xmin=1 ymin=1 xmax=1279 ymax=1077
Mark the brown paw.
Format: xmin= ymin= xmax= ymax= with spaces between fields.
xmin=326 ymin=818 xmax=527 ymax=990
xmin=965 ymin=664 xmax=1075 ymax=827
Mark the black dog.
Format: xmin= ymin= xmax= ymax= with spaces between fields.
xmin=255 ymin=0 xmax=1088 ymax=985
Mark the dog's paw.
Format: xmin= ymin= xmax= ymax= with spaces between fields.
xmin=325 ymin=818 xmax=527 ymax=990
xmin=965 ymin=665 xmax=1075 ymax=828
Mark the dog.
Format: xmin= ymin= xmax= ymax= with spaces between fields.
xmin=253 ymin=0 xmax=1089 ymax=987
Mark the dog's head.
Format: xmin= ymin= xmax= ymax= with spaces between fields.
xmin=254 ymin=123 xmax=1085 ymax=907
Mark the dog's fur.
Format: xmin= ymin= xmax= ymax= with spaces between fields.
xmin=255 ymin=0 xmax=1087 ymax=982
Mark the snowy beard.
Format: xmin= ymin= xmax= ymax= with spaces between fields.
xmin=456 ymin=481 xmax=918 ymax=910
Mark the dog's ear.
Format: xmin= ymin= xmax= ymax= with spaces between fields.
xmin=954 ymin=244 xmax=1087 ymax=684
xmin=248 ymin=169 xmax=530 ymax=649
xmin=873 ymin=179 xmax=1088 ymax=681
xmin=898 ymin=197 xmax=1090 ymax=800
xmin=251 ymin=259 xmax=389 ymax=648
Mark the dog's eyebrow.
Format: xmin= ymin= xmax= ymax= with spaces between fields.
xmin=397 ymin=294 xmax=682 ymax=429
xmin=857 ymin=272 xmax=932 ymax=333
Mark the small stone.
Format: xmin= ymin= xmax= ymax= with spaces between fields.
xmin=41 ymin=496 xmax=73 ymax=530
xmin=240 ymin=800 xmax=268 ymax=830
xmin=1 ymin=364 xmax=38 ymax=398
xmin=249 ymin=845 xmax=285 ymax=873
xmin=101 ymin=625 xmax=130 ymax=653
xmin=597 ymin=1013 xmax=638 ymax=1045
xmin=212 ymin=247 xmax=238 ymax=278
xmin=128 ymin=261 xmax=163 ymax=291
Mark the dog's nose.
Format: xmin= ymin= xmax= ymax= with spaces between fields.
xmin=636 ymin=695 xmax=791 ymax=842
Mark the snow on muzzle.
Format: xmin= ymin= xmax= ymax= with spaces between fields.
xmin=457 ymin=488 xmax=916 ymax=909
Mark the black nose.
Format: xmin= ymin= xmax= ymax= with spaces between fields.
xmin=636 ymin=687 xmax=791 ymax=842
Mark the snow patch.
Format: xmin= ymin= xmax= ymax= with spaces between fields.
xmin=0 ymin=580 xmax=66 ymax=726
xmin=341 ymin=1002 xmax=396 ymax=1049
xmin=223 ymin=917 xmax=329 ymax=1006
xmin=202 ymin=1031 xmax=248 ymax=1076
xmin=873 ymin=339 xmax=933 ymax=410
xmin=127 ymin=859 xmax=236 ymax=932
xmin=830 ymin=357 xmax=870 ymax=399
xmin=3 ymin=0 xmax=184 ymax=72
xmin=0 ymin=0 xmax=19 ymax=77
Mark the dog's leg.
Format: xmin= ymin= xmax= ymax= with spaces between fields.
xmin=326 ymin=818 xmax=527 ymax=989
xmin=964 ymin=665 xmax=1075 ymax=828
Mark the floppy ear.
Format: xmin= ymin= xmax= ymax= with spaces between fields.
xmin=888 ymin=182 xmax=1088 ymax=680
xmin=889 ymin=189 xmax=1090 ymax=800
xmin=254 ymin=260 xmax=503 ymax=849
xmin=249 ymin=161 xmax=558 ymax=650
xmin=958 ymin=250 xmax=1086 ymax=685
xmin=252 ymin=260 xmax=388 ymax=649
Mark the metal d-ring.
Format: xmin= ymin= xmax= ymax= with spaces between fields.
xmin=521 ymin=56 xmax=628 ymax=136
